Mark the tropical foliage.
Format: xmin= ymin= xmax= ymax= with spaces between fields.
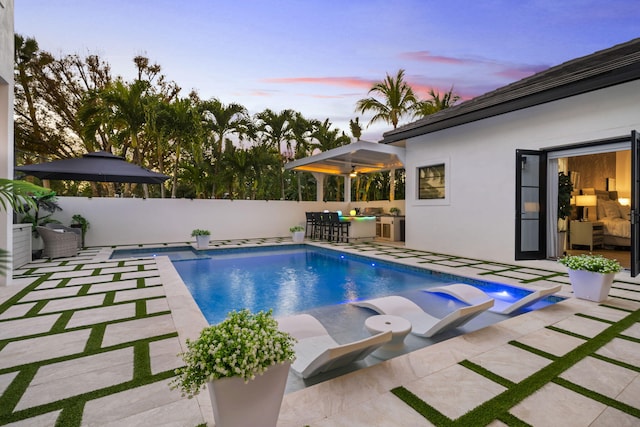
xmin=15 ymin=36 xmax=458 ymax=202
xmin=0 ymin=179 xmax=53 ymax=275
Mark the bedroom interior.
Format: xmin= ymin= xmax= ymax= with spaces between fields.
xmin=565 ymin=150 xmax=631 ymax=269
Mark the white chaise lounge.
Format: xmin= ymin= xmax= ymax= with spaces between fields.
xmin=277 ymin=313 xmax=392 ymax=379
xmin=424 ymin=283 xmax=562 ymax=315
xmin=352 ymin=295 xmax=494 ymax=338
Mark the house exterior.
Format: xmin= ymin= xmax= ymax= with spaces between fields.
xmin=380 ymin=38 xmax=640 ymax=274
xmin=0 ymin=0 xmax=15 ymax=286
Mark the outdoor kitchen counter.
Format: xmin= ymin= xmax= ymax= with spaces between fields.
xmin=338 ymin=215 xmax=376 ymax=241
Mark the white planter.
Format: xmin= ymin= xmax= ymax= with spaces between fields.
xmin=195 ymin=235 xmax=210 ymax=249
xmin=568 ymin=269 xmax=615 ymax=302
xmin=292 ymin=231 xmax=305 ymax=243
xmin=207 ymin=361 xmax=290 ymax=427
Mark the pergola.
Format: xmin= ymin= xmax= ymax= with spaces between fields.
xmin=284 ymin=140 xmax=406 ymax=202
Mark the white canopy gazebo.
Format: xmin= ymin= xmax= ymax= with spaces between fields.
xmin=284 ymin=141 xmax=405 ymax=202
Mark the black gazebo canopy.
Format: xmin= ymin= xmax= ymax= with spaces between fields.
xmin=15 ymin=151 xmax=170 ymax=184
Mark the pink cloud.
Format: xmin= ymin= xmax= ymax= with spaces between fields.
xmin=250 ymin=90 xmax=273 ymax=97
xmin=263 ymin=76 xmax=373 ymax=90
xmin=400 ymin=51 xmax=472 ymax=65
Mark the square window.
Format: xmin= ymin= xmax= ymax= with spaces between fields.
xmin=418 ymin=163 xmax=446 ymax=199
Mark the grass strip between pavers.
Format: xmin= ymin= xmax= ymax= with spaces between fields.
xmin=0 ymin=369 xmax=177 ymax=426
xmin=392 ymin=308 xmax=640 ymax=426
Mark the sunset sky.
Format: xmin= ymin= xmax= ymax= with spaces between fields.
xmin=14 ymin=0 xmax=640 ymax=142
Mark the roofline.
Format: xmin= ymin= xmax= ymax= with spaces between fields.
xmin=381 ymin=39 xmax=640 ymax=144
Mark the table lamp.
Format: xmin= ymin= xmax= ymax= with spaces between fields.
xmin=575 ymin=195 xmax=597 ymax=221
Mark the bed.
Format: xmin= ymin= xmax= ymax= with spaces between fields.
xmin=594 ymin=190 xmax=631 ymax=247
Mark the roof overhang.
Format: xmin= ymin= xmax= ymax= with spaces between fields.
xmin=284 ymin=141 xmax=405 ymax=175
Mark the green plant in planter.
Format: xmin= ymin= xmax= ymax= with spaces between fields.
xmin=289 ymin=225 xmax=304 ymax=233
xmin=557 ymin=172 xmax=573 ymax=221
xmin=0 ymin=179 xmax=51 ymax=275
xmin=558 ymin=254 xmax=622 ymax=274
xmin=389 ymin=207 xmax=400 ymax=215
xmin=71 ymin=214 xmax=90 ymax=246
xmin=170 ymin=309 xmax=296 ymax=398
xmin=191 ymin=229 xmax=211 ymax=237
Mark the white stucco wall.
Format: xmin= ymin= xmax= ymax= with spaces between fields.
xmin=47 ymin=198 xmax=400 ymax=247
xmin=1 ymin=0 xmax=14 ymax=286
xmin=404 ymin=79 xmax=640 ymax=263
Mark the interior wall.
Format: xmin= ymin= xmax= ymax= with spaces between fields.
xmin=568 ymin=152 xmax=616 ymax=192
xmin=616 ymin=150 xmax=631 ymax=198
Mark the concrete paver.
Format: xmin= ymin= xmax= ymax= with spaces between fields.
xmin=1 ymin=240 xmax=638 ymax=426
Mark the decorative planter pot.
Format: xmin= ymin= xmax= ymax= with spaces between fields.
xmin=195 ymin=235 xmax=210 ymax=249
xmin=568 ymin=269 xmax=615 ymax=302
xmin=292 ymin=231 xmax=305 ymax=243
xmin=207 ymin=361 xmax=290 ymax=427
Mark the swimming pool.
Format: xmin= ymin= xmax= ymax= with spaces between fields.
xmin=111 ymin=245 xmax=561 ymax=325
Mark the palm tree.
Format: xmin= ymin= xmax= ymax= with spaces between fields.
xmin=414 ymin=87 xmax=461 ymax=117
xmin=155 ymin=97 xmax=200 ymax=198
xmin=255 ymin=109 xmax=295 ymax=200
xmin=199 ymin=98 xmax=250 ymax=198
xmin=349 ymin=117 xmax=362 ymax=141
xmin=290 ymin=113 xmax=318 ymax=201
xmin=355 ymin=69 xmax=418 ymax=129
xmin=311 ymin=119 xmax=351 ymax=201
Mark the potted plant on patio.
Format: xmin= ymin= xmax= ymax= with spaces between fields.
xmin=389 ymin=207 xmax=400 ymax=216
xmin=191 ymin=229 xmax=210 ymax=249
xmin=170 ymin=309 xmax=296 ymax=427
xmin=558 ymin=254 xmax=622 ymax=302
xmin=71 ymin=214 xmax=90 ymax=247
xmin=289 ymin=225 xmax=305 ymax=243
xmin=557 ymin=172 xmax=573 ymax=257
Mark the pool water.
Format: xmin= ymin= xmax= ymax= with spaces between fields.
xmin=111 ymin=245 xmax=561 ymax=325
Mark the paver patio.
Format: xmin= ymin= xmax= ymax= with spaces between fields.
xmin=0 ymin=239 xmax=638 ymax=426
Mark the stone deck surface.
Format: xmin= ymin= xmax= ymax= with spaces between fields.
xmin=1 ymin=238 xmax=639 ymax=426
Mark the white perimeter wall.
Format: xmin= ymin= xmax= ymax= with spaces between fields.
xmin=51 ymin=198 xmax=404 ymax=247
xmin=404 ymin=80 xmax=640 ymax=263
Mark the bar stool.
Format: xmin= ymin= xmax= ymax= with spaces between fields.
xmin=328 ymin=212 xmax=350 ymax=242
xmin=319 ymin=212 xmax=332 ymax=240
xmin=312 ymin=212 xmax=325 ymax=239
xmin=305 ymin=212 xmax=315 ymax=238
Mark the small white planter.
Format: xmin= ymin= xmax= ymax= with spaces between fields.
xmin=195 ymin=235 xmax=210 ymax=249
xmin=207 ymin=361 xmax=290 ymax=427
xmin=568 ymin=269 xmax=615 ymax=302
xmin=292 ymin=231 xmax=305 ymax=243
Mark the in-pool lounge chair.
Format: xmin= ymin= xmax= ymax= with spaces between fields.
xmin=424 ymin=283 xmax=562 ymax=315
xmin=277 ymin=313 xmax=392 ymax=379
xmin=352 ymin=295 xmax=494 ymax=338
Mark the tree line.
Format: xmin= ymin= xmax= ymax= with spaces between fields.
xmin=14 ymin=35 xmax=459 ymax=201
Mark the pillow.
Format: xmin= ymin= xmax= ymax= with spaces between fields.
xmin=603 ymin=200 xmax=621 ymax=219
xmin=619 ymin=204 xmax=631 ymax=219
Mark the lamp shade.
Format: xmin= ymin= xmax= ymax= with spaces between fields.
xmin=575 ymin=195 xmax=597 ymax=207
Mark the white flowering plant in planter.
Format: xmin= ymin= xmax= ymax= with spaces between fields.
xmin=170 ymin=309 xmax=296 ymax=398
xmin=558 ymin=254 xmax=622 ymax=274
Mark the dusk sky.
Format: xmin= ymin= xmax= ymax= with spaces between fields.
xmin=14 ymin=1 xmax=640 ymax=142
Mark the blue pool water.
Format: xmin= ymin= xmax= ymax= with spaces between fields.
xmin=112 ymin=245 xmax=561 ymax=325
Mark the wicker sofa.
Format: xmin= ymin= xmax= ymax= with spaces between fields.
xmin=45 ymin=223 xmax=82 ymax=248
xmin=36 ymin=226 xmax=79 ymax=259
